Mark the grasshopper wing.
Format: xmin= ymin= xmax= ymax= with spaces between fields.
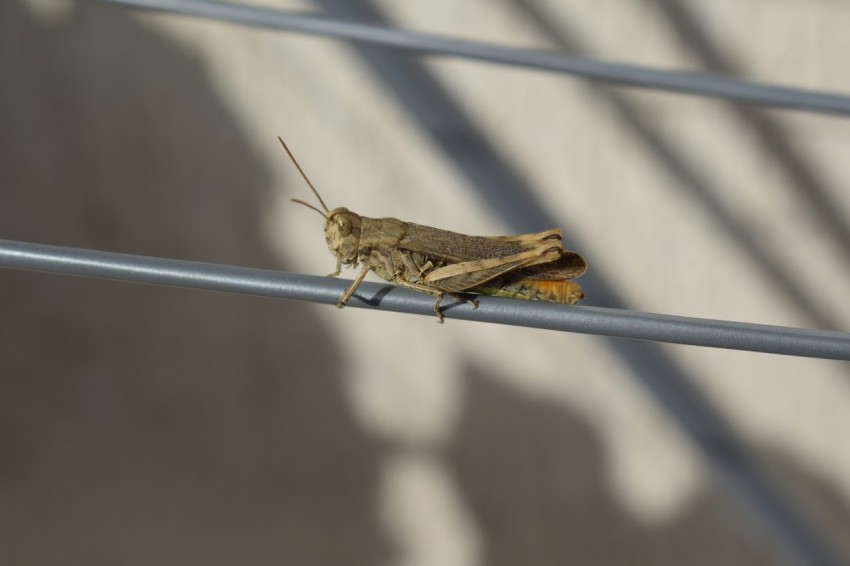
xmin=507 ymin=250 xmax=587 ymax=280
xmin=400 ymin=223 xmax=563 ymax=263
xmin=423 ymin=245 xmax=562 ymax=292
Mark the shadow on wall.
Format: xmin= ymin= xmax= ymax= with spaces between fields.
xmin=447 ymin=366 xmax=850 ymax=564
xmin=447 ymin=368 xmax=775 ymax=566
xmin=0 ymin=2 xmax=390 ymax=564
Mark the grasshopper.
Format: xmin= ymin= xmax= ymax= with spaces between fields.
xmin=280 ymin=137 xmax=587 ymax=322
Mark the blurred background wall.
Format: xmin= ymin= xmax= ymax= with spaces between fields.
xmin=2 ymin=0 xmax=850 ymax=564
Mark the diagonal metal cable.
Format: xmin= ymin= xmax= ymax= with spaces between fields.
xmin=93 ymin=0 xmax=850 ymax=117
xmin=2 ymin=238 xmax=850 ymax=360
xmin=651 ymin=0 xmax=850 ymax=304
xmin=309 ymin=1 xmax=847 ymax=563
xmin=507 ymin=0 xmax=843 ymax=332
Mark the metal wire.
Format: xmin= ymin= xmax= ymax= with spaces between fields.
xmin=94 ymin=0 xmax=850 ymax=117
xmin=3 ymin=239 xmax=849 ymax=360
xmin=308 ymin=4 xmax=848 ymax=565
xmin=13 ymin=5 xmax=850 ymax=562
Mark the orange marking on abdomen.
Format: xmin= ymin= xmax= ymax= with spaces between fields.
xmin=475 ymin=277 xmax=585 ymax=304
xmin=524 ymin=279 xmax=583 ymax=303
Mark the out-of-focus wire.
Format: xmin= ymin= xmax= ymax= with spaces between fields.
xmin=94 ymin=0 xmax=850 ymax=116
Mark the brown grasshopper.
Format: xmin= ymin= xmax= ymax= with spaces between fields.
xmin=280 ymin=137 xmax=587 ymax=322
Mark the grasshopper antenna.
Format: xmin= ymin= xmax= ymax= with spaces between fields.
xmin=291 ymin=198 xmax=327 ymax=219
xmin=278 ymin=136 xmax=330 ymax=214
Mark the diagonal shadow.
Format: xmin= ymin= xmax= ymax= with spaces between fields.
xmin=314 ymin=0 xmax=845 ymax=564
xmin=448 ymin=368 xmax=777 ymax=565
xmin=654 ymin=0 xmax=850 ymax=277
xmin=0 ymin=2 xmax=391 ymax=564
xmin=508 ymin=0 xmax=842 ymax=332
xmin=450 ymin=366 xmax=850 ymax=564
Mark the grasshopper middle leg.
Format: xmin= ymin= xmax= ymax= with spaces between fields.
xmin=393 ymin=278 xmax=478 ymax=323
xmin=433 ymin=292 xmax=479 ymax=322
xmin=337 ymin=265 xmax=478 ymax=322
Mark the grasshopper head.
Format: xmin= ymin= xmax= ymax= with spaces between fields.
xmin=325 ymin=207 xmax=362 ymax=265
xmin=278 ymin=137 xmax=363 ymax=266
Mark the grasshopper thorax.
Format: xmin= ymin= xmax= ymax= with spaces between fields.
xmin=325 ymin=207 xmax=363 ymax=265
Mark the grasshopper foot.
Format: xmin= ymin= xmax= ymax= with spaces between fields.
xmin=446 ymin=292 xmax=478 ymax=311
xmin=434 ymin=307 xmax=445 ymax=323
xmin=431 ymin=293 xmax=476 ymax=322
xmin=433 ymin=294 xmax=446 ymax=323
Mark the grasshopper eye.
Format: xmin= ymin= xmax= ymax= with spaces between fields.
xmin=337 ymin=217 xmax=352 ymax=237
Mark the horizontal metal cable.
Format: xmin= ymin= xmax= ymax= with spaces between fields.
xmin=2 ymin=239 xmax=849 ymax=360
xmin=94 ymin=0 xmax=850 ymax=117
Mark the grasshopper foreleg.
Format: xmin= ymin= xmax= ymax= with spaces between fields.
xmin=338 ymin=264 xmax=371 ymax=308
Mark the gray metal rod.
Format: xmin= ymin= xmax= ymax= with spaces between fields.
xmin=2 ymin=239 xmax=849 ymax=360
xmin=93 ymin=0 xmax=850 ymax=117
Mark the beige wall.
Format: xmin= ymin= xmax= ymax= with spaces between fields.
xmin=2 ymin=0 xmax=849 ymax=563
